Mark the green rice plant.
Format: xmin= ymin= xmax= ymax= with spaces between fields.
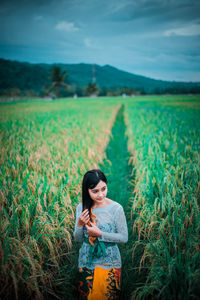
xmin=0 ymin=98 xmax=120 ymax=299
xmin=124 ymin=96 xmax=200 ymax=299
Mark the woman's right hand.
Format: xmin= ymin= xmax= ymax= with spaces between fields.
xmin=77 ymin=209 xmax=90 ymax=227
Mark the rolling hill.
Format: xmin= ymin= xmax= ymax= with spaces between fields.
xmin=0 ymin=58 xmax=199 ymax=96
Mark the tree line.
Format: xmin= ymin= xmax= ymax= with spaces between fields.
xmin=1 ymin=61 xmax=200 ymax=98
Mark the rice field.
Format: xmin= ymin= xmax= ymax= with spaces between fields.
xmin=124 ymin=96 xmax=200 ymax=299
xmin=0 ymin=95 xmax=200 ymax=299
xmin=0 ymin=98 xmax=120 ymax=299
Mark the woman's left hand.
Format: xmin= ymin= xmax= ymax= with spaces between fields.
xmin=85 ymin=223 xmax=102 ymax=238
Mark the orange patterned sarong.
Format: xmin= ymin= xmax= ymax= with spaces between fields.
xmin=78 ymin=266 xmax=121 ymax=300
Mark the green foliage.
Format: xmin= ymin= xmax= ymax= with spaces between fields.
xmin=4 ymin=87 xmax=21 ymax=97
xmin=0 ymin=98 xmax=120 ymax=299
xmin=1 ymin=58 xmax=200 ymax=97
xmin=125 ymin=96 xmax=200 ymax=299
xmin=46 ymin=66 xmax=69 ymax=98
xmin=85 ymin=82 xmax=99 ymax=96
xmin=1 ymin=95 xmax=200 ymax=299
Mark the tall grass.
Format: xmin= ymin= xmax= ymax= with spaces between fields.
xmin=1 ymin=95 xmax=200 ymax=299
xmin=124 ymin=96 xmax=200 ymax=299
xmin=0 ymin=98 xmax=120 ymax=299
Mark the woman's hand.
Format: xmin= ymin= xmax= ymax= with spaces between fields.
xmin=85 ymin=223 xmax=102 ymax=238
xmin=77 ymin=209 xmax=90 ymax=227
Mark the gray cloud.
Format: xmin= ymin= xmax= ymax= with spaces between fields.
xmin=0 ymin=0 xmax=200 ymax=81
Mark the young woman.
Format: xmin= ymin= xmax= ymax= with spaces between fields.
xmin=73 ymin=169 xmax=128 ymax=299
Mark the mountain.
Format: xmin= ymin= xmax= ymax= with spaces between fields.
xmin=0 ymin=58 xmax=199 ymax=96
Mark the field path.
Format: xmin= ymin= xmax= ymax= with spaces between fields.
xmin=99 ymin=103 xmax=139 ymax=299
xmin=58 ymin=103 xmax=139 ymax=300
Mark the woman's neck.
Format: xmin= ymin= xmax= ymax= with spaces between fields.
xmin=92 ymin=198 xmax=110 ymax=208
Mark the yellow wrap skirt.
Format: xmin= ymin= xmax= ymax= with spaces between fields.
xmin=78 ymin=266 xmax=121 ymax=300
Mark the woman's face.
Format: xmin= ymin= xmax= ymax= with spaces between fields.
xmin=88 ymin=180 xmax=107 ymax=204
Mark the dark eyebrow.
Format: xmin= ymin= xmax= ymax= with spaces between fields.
xmin=92 ymin=185 xmax=106 ymax=192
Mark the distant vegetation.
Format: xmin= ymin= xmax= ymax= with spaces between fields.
xmin=0 ymin=58 xmax=200 ymax=98
xmin=45 ymin=66 xmax=69 ymax=98
xmin=85 ymin=82 xmax=99 ymax=96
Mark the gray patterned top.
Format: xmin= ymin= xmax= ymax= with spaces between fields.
xmin=73 ymin=201 xmax=128 ymax=269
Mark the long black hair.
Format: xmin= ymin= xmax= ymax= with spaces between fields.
xmin=82 ymin=169 xmax=107 ymax=219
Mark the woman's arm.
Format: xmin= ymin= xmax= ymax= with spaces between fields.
xmin=73 ymin=204 xmax=84 ymax=242
xmin=98 ymin=205 xmax=128 ymax=243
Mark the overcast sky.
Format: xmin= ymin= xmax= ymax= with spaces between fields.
xmin=0 ymin=0 xmax=200 ymax=82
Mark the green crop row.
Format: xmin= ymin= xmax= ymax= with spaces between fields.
xmin=0 ymin=98 xmax=120 ymax=299
xmin=125 ymin=97 xmax=200 ymax=299
xmin=1 ymin=95 xmax=200 ymax=299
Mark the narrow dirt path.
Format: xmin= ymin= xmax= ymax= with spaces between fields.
xmin=54 ymin=103 xmax=140 ymax=300
xmin=99 ymin=103 xmax=139 ymax=299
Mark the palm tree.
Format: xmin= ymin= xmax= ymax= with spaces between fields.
xmin=48 ymin=66 xmax=69 ymax=98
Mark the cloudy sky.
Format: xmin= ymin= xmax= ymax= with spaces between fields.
xmin=0 ymin=0 xmax=200 ymax=81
